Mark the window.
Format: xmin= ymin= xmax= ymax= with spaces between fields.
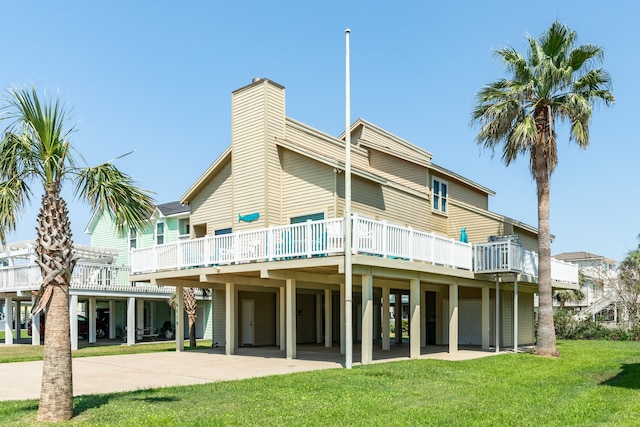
xmin=156 ymin=222 xmax=165 ymax=245
xmin=129 ymin=229 xmax=137 ymax=250
xmin=178 ymin=218 xmax=190 ymax=240
xmin=215 ymin=228 xmax=232 ymax=236
xmin=432 ymin=178 xmax=448 ymax=214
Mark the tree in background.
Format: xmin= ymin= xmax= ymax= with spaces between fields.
xmin=0 ymin=87 xmax=155 ymax=422
xmin=471 ymin=21 xmax=614 ymax=357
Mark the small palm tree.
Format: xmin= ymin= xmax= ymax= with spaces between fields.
xmin=168 ymin=287 xmax=209 ymax=347
xmin=471 ymin=21 xmax=614 ymax=357
xmin=0 ymin=87 xmax=155 ymax=422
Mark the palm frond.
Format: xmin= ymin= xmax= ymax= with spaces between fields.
xmin=74 ymin=162 xmax=156 ymax=235
xmin=0 ymin=175 xmax=32 ymax=244
xmin=2 ymin=87 xmax=76 ymax=185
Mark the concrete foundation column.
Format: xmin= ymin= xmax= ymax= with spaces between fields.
xmin=496 ymin=279 xmax=500 ymax=353
xmin=225 ymin=282 xmax=235 ymax=355
xmin=361 ymin=274 xmax=373 ymax=365
xmin=279 ymin=287 xmax=285 ymax=351
xmin=481 ymin=287 xmax=490 ymax=350
xmin=324 ymin=289 xmax=332 ymax=348
xmin=4 ymin=297 xmax=13 ymax=345
xmin=514 ymin=279 xmax=518 ymax=352
xmin=286 ymin=278 xmax=297 ymax=359
xmin=88 ymin=297 xmax=97 ymax=344
xmin=136 ymin=298 xmax=144 ymax=332
xmin=175 ymin=287 xmax=184 ymax=352
xmin=394 ymin=291 xmax=402 ymax=344
xmin=31 ymin=295 xmax=41 ymax=345
xmin=108 ymin=300 xmax=116 ymax=339
xmin=448 ymin=284 xmax=458 ymax=354
xmin=410 ymin=279 xmax=421 ymax=359
xmin=316 ymin=293 xmax=323 ymax=344
xmin=126 ymin=297 xmax=135 ymax=345
xmin=382 ymin=287 xmax=390 ymax=351
xmin=70 ymin=294 xmax=78 ymax=351
xmin=340 ymin=282 xmax=345 ymax=354
xmin=15 ymin=300 xmax=21 ymax=341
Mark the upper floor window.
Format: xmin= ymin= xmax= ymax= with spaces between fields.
xmin=178 ymin=218 xmax=190 ymax=240
xmin=156 ymin=222 xmax=165 ymax=245
xmin=129 ymin=228 xmax=137 ymax=250
xmin=432 ymin=178 xmax=448 ymax=214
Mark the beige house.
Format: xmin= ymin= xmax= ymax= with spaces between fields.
xmin=129 ymin=78 xmax=578 ymax=364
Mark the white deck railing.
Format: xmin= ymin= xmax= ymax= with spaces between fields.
xmin=131 ymin=214 xmax=473 ymax=274
xmin=0 ymin=262 xmax=175 ymax=295
xmin=474 ymin=241 xmax=578 ymax=284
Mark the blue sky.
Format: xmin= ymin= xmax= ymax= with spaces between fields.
xmin=1 ymin=1 xmax=637 ymax=262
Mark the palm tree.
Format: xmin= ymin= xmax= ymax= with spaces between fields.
xmin=0 ymin=87 xmax=155 ymax=422
xmin=168 ymin=287 xmax=209 ymax=347
xmin=555 ymin=269 xmax=586 ymax=309
xmin=471 ymin=21 xmax=614 ymax=357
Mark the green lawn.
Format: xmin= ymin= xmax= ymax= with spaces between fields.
xmin=1 ymin=340 xmax=639 ymax=426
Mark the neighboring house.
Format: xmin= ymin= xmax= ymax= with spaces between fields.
xmin=129 ymin=78 xmax=579 ymax=364
xmin=552 ymin=252 xmax=619 ymax=321
xmin=86 ymin=201 xmax=212 ymax=342
xmin=0 ymin=240 xmax=176 ymax=349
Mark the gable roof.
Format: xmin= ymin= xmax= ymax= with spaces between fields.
xmin=156 ymin=201 xmax=189 ymax=217
xmin=553 ymin=251 xmax=617 ymax=265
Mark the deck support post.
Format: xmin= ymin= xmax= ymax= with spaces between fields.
xmin=88 ymin=297 xmax=97 ymax=344
xmin=126 ymin=297 xmax=135 ymax=345
xmin=495 ymin=276 xmax=500 ymax=353
xmin=70 ymin=294 xmax=78 ymax=351
xmin=394 ymin=291 xmax=402 ymax=345
xmin=108 ymin=300 xmax=116 ymax=339
xmin=176 ymin=287 xmax=184 ymax=352
xmin=361 ymin=274 xmax=373 ymax=364
xmin=382 ymin=287 xmax=390 ymax=350
xmin=514 ymin=279 xmax=518 ymax=352
xmin=4 ymin=297 xmax=13 ymax=345
xmin=31 ymin=295 xmax=41 ymax=345
xmin=340 ymin=282 xmax=345 ymax=354
xmin=286 ymin=278 xmax=296 ymax=359
xmin=324 ymin=289 xmax=332 ymax=348
xmin=448 ymin=283 xmax=458 ymax=354
xmin=481 ymin=287 xmax=490 ymax=350
xmin=225 ymin=282 xmax=235 ymax=355
xmin=410 ymin=278 xmax=421 ymax=358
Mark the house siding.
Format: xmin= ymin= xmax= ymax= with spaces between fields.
xmin=231 ymin=80 xmax=285 ymax=232
xmin=212 ymin=290 xmax=226 ymax=346
xmin=238 ymin=290 xmax=276 ymax=346
xmin=280 ymin=149 xmax=335 ymax=222
xmin=190 ymin=159 xmax=233 ymax=235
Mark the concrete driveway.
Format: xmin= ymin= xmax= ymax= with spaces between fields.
xmin=0 ymin=344 xmax=499 ymax=401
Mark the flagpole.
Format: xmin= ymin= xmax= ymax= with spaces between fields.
xmin=344 ymin=28 xmax=353 ymax=369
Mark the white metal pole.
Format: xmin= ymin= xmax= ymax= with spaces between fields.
xmin=344 ymin=28 xmax=353 ymax=369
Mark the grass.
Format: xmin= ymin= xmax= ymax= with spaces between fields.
xmin=0 ymin=340 xmax=213 ymax=363
xmin=1 ymin=340 xmax=640 ymax=426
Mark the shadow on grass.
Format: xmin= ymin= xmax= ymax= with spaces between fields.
xmin=601 ymin=363 xmax=640 ymax=390
xmin=73 ymin=389 xmax=182 ymax=416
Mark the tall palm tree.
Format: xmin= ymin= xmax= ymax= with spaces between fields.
xmin=0 ymin=87 xmax=155 ymax=422
xmin=471 ymin=21 xmax=614 ymax=357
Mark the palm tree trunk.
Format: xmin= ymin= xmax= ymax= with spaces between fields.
xmin=531 ymin=132 xmax=559 ymax=357
xmin=35 ymin=184 xmax=77 ymax=422
xmin=185 ymin=287 xmax=197 ymax=347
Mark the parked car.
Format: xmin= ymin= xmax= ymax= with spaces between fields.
xmin=28 ymin=314 xmax=109 ymax=339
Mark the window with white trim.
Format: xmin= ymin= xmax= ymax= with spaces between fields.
xmin=432 ymin=178 xmax=448 ymax=214
xmin=129 ymin=228 xmax=137 ymax=250
xmin=156 ymin=222 xmax=165 ymax=245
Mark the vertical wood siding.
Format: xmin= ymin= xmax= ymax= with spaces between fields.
xmin=238 ymin=291 xmax=276 ymax=346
